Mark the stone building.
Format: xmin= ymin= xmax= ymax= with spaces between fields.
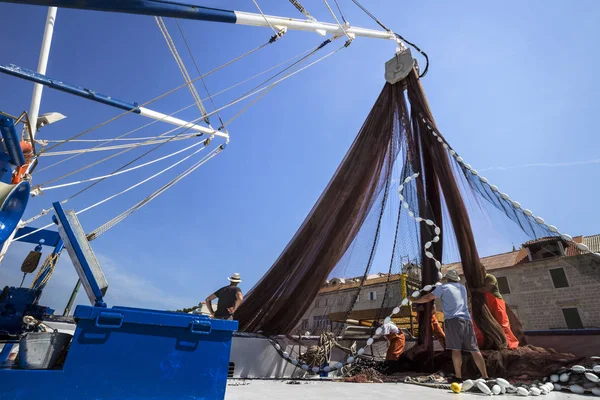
xmin=297 ymin=234 xmax=600 ymax=334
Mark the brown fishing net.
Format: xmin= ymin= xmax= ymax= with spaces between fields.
xmin=235 ymin=67 xmax=597 ymax=372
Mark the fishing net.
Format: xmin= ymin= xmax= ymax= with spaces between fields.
xmin=236 ymin=67 xmax=600 ymax=367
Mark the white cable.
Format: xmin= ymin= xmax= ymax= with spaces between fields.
xmin=39 ymin=134 xmax=200 ymax=156
xmin=37 ymin=47 xmax=314 ymax=173
xmin=155 ymin=16 xmax=210 ymax=123
xmin=323 ymin=0 xmax=352 ymax=42
xmin=87 ymin=146 xmax=223 ymax=239
xmin=40 ymin=141 xmax=206 ymax=192
xmin=13 ymin=142 xmax=211 ymax=242
xmin=252 ymin=0 xmax=278 ymax=34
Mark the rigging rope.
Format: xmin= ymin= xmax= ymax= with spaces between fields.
xmin=350 ymin=0 xmax=429 ymax=77
xmin=30 ymin=252 xmax=60 ymax=290
xmin=40 ymin=37 xmax=276 ymax=154
xmin=333 ymin=0 xmax=348 ymax=24
xmin=155 ymin=16 xmax=210 ymax=125
xmin=39 ymin=134 xmax=201 ymax=156
xmin=14 ymin=140 xmax=212 ymax=242
xmin=222 ymin=37 xmax=336 ymax=127
xmin=288 ymin=0 xmax=316 ymax=21
xmin=22 ymin=46 xmax=321 ymax=226
xmin=175 ymin=19 xmax=227 ymax=128
xmin=39 ymin=141 xmax=205 ymax=192
xmin=323 ymin=0 xmax=352 ymax=43
xmin=252 ymin=0 xmax=278 ymax=34
xmin=86 ymin=145 xmax=224 ymax=241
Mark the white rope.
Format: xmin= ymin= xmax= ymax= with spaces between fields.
xmin=155 ymin=16 xmax=210 ymax=124
xmin=191 ymin=42 xmax=346 ymax=125
xmin=40 ymin=141 xmax=206 ymax=192
xmin=43 ymin=134 xmax=199 ymax=143
xmin=39 ymin=134 xmax=201 ymax=156
xmin=323 ymin=0 xmax=352 ymax=42
xmin=252 ymin=0 xmax=278 ymax=34
xmin=13 ymin=141 xmax=212 ymax=242
xmin=87 ymin=145 xmax=223 ymax=240
xmin=37 ymin=46 xmax=314 ymax=173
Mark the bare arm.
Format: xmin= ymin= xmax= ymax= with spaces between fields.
xmin=205 ymin=293 xmax=216 ymax=316
xmin=231 ymin=291 xmax=243 ymax=314
xmin=409 ymin=292 xmax=436 ymax=304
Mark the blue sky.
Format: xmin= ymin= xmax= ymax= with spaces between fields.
xmin=0 ymin=1 xmax=598 ymax=314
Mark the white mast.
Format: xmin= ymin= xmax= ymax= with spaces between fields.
xmin=0 ymin=7 xmax=58 ymax=264
xmin=28 ymin=6 xmax=58 ymax=139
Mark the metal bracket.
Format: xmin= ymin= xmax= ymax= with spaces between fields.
xmin=384 ymin=48 xmax=415 ymax=84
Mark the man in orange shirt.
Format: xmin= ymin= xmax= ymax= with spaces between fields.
xmin=472 ymin=273 xmax=519 ymax=349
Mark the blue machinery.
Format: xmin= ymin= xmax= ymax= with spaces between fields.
xmin=0 ymin=202 xmax=237 ymax=400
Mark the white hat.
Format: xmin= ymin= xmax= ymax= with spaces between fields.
xmin=228 ymin=273 xmax=242 ymax=283
xmin=444 ymin=269 xmax=460 ymax=282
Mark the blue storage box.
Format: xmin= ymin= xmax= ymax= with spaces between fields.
xmin=1 ymin=305 xmax=237 ymax=400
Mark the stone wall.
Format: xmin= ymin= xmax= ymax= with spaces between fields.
xmin=471 ymin=254 xmax=600 ymax=330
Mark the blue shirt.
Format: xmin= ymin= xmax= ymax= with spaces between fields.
xmin=432 ymin=282 xmax=471 ymax=321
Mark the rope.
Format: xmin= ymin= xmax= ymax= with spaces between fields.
xmin=155 ymin=16 xmax=210 ymax=125
xmin=175 ymin=19 xmax=226 ymax=128
xmin=222 ymin=38 xmax=336 ymax=127
xmin=349 ymin=0 xmax=430 ymax=77
xmin=86 ymin=145 xmax=224 ymax=241
xmin=40 ymin=38 xmax=275 ymax=153
xmin=323 ymin=0 xmax=352 ymax=43
xmin=36 ymin=102 xmax=199 ymax=173
xmin=30 ymin=252 xmax=60 ymax=290
xmin=13 ymin=140 xmax=212 ymax=243
xmin=288 ymin=0 xmax=316 ymax=21
xmin=22 ymin=46 xmax=320 ymax=227
xmin=252 ymin=0 xmax=278 ymax=34
xmin=36 ymin=44 xmax=307 ymax=174
xmin=39 ymin=141 xmax=205 ymax=192
xmin=39 ymin=134 xmax=200 ymax=156
xmin=333 ymin=0 xmax=348 ymax=24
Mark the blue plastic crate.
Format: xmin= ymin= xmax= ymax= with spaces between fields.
xmin=0 ymin=305 xmax=237 ymax=400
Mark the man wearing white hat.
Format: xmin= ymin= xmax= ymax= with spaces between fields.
xmin=410 ymin=269 xmax=488 ymax=382
xmin=205 ymin=273 xmax=243 ymax=320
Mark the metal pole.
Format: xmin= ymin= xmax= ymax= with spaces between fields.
xmin=29 ymin=6 xmax=57 ymax=139
xmin=0 ymin=7 xmax=57 ymax=264
xmin=0 ymin=1 xmax=395 ymax=41
xmin=63 ymin=279 xmax=81 ymax=316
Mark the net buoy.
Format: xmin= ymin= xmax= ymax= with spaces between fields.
xmin=572 ymin=365 xmax=586 ymax=373
xmin=559 ymin=373 xmax=570 ymax=382
xmin=476 ymin=381 xmax=492 ymax=395
xmin=569 ymin=385 xmax=585 ymax=395
xmin=550 ymin=374 xmax=559 ymax=383
xmin=462 ymin=379 xmax=474 ymax=391
xmin=496 ymin=378 xmax=510 ymax=388
xmin=516 ymin=387 xmax=529 ymax=396
xmin=492 ymin=385 xmax=501 ymax=395
xmin=585 ymin=372 xmax=599 ymax=382
xmin=530 ymin=387 xmax=541 ymax=396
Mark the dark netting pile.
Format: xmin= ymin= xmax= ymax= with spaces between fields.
xmin=235 ymin=68 xmax=599 ymax=374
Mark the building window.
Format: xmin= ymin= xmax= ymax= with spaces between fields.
xmin=300 ymin=319 xmax=309 ymax=330
xmin=313 ymin=315 xmax=328 ymax=329
xmin=562 ymin=308 xmax=583 ymax=329
xmin=549 ymin=268 xmax=569 ymax=288
xmin=497 ymin=276 xmax=511 ymax=295
xmin=369 ymin=291 xmax=377 ymax=301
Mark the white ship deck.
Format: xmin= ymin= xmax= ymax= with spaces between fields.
xmin=224 ymin=380 xmax=575 ymax=400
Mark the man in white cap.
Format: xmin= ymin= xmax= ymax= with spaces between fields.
xmin=205 ymin=273 xmax=243 ymax=320
xmin=410 ymin=269 xmax=488 ymax=382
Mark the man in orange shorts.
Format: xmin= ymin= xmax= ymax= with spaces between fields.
xmin=373 ymin=320 xmax=405 ymax=361
xmin=431 ymin=304 xmax=446 ymax=349
xmin=472 ymin=273 xmax=519 ymax=349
